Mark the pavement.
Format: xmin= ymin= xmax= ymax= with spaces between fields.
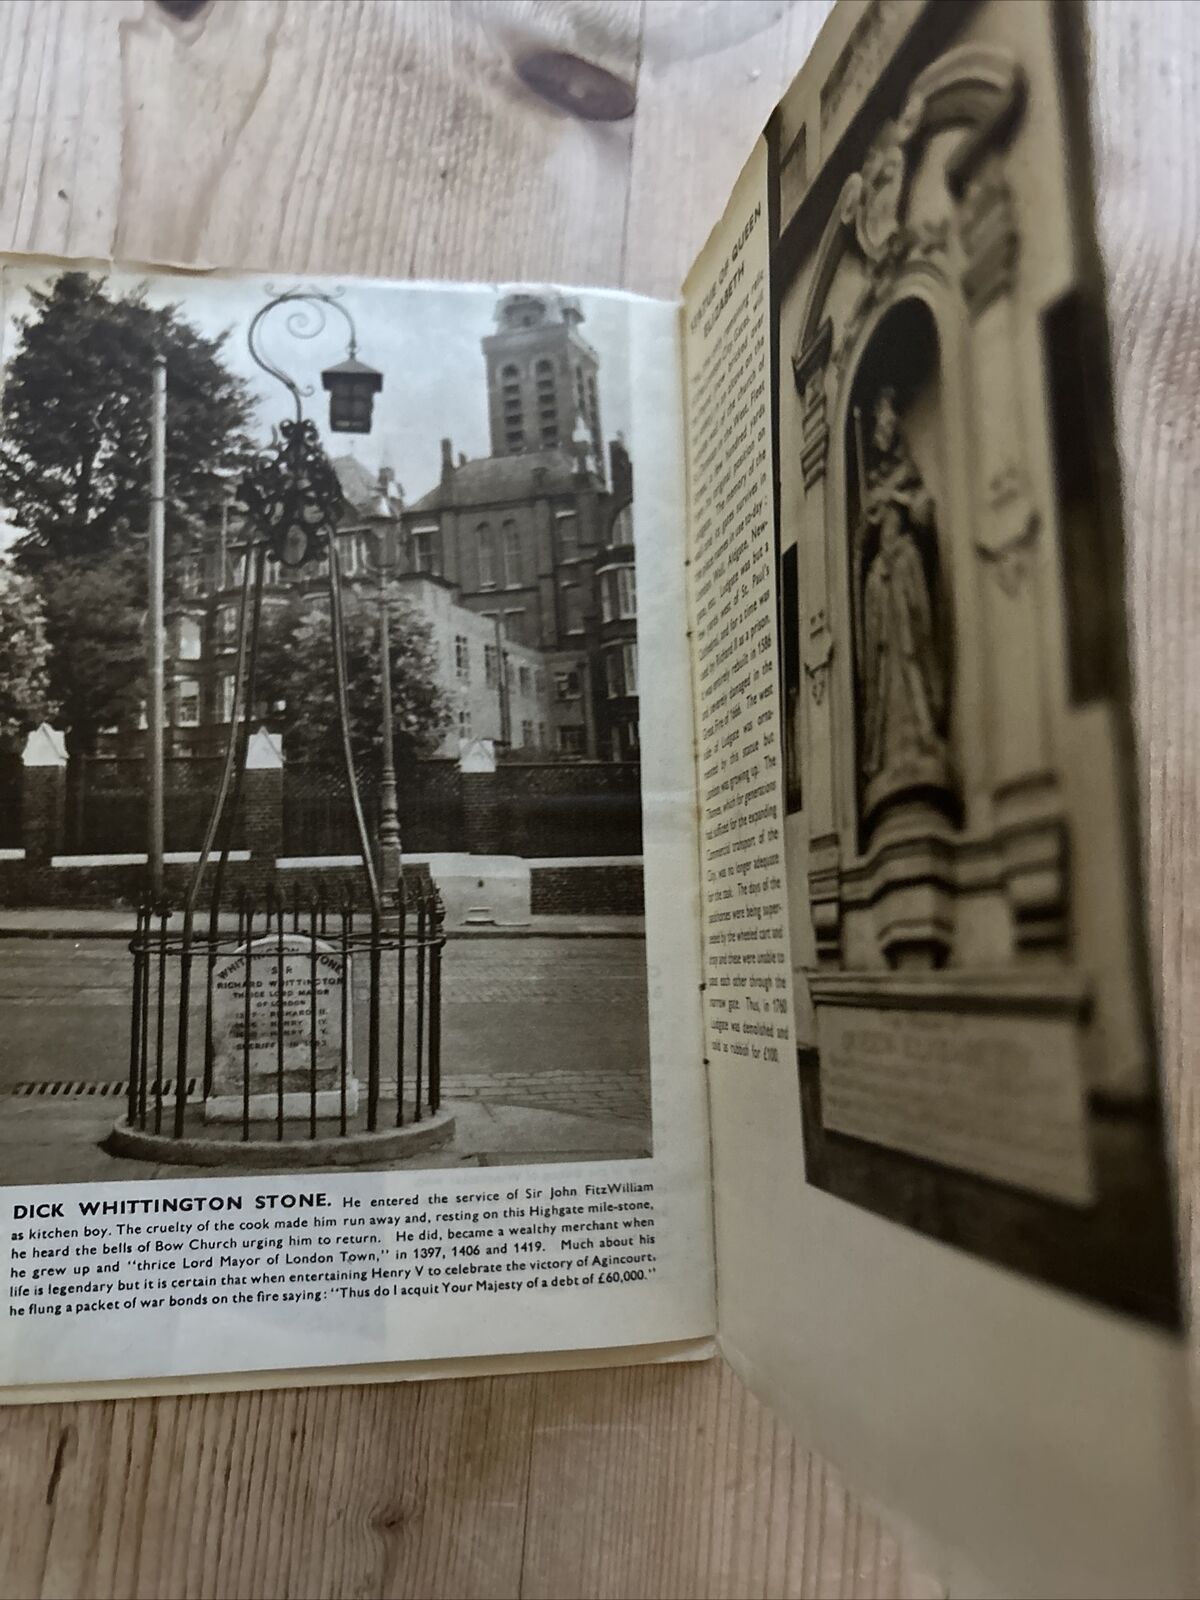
xmin=0 ymin=934 xmax=652 ymax=1184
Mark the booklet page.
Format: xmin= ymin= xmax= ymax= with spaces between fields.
xmin=684 ymin=170 xmax=793 ymax=1078
xmin=0 ymin=267 xmax=713 ymax=1393
xmin=684 ymin=1 xmax=1194 ymax=1591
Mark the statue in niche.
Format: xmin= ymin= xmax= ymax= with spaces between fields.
xmin=853 ymin=388 xmax=951 ymax=820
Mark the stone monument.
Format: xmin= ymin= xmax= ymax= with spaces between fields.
xmin=206 ymin=934 xmax=358 ymax=1122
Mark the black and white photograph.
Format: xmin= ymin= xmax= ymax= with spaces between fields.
xmin=767 ymin=0 xmax=1180 ymax=1326
xmin=0 ymin=268 xmax=651 ymax=1183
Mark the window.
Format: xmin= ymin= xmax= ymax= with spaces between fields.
xmin=536 ymin=358 xmax=558 ymax=446
xmin=176 ymin=678 xmax=200 ymax=728
xmin=556 ymin=509 xmax=579 ymax=562
xmin=519 ymin=665 xmax=532 ymax=696
xmin=521 ymin=719 xmax=534 ymax=747
xmin=478 ymin=523 xmax=495 ymax=589
xmin=611 ymin=505 xmax=633 ymax=545
xmin=176 ymin=616 xmax=201 ymax=660
xmin=455 ymin=634 xmax=470 ymax=681
xmin=485 ymin=643 xmax=499 ymax=688
xmin=412 ymin=524 xmax=438 ymax=574
xmin=503 ymin=608 xmax=525 ymax=644
xmin=218 ymin=673 xmax=238 ymax=723
xmin=502 ymin=520 xmax=523 ymax=586
xmin=555 ymin=670 xmax=580 ymax=701
xmin=587 ymin=374 xmax=600 ymax=438
xmin=605 ymin=649 xmax=621 ymax=699
xmin=227 ymin=549 xmax=247 ymax=589
xmin=538 ymin=721 xmax=546 ymax=747
xmin=558 ymin=725 xmax=585 ymax=755
xmin=603 ymin=564 xmax=637 ymax=621
xmin=623 ymin=642 xmax=638 ymax=696
xmin=458 ymin=705 xmax=471 ymax=739
xmin=501 ymin=363 xmax=523 ymax=452
xmin=265 ymin=554 xmax=282 ymax=588
xmin=535 ymin=669 xmax=546 ymax=697
xmin=341 ymin=535 xmax=360 ymax=577
xmin=562 ymin=582 xmax=584 ymax=634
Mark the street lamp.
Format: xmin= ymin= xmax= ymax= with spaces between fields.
xmin=238 ymin=289 xmax=382 ymax=569
xmin=183 ymin=286 xmax=390 ymax=924
xmin=322 ymin=355 xmax=384 ymax=434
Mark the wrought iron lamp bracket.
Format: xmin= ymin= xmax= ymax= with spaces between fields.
xmin=238 ymin=416 xmax=345 ymax=568
xmin=245 ymin=285 xmax=359 ymax=423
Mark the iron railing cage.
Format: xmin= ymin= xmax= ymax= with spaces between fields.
xmin=127 ymin=882 xmax=444 ymax=1144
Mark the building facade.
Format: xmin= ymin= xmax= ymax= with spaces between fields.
xmin=140 ymin=290 xmax=638 ymax=768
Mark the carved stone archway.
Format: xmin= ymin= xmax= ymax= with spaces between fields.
xmin=790 ymin=42 xmax=1066 ymax=973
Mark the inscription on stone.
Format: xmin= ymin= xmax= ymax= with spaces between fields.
xmin=816 ymin=1003 xmax=1094 ymax=1205
xmin=207 ymin=934 xmax=356 ymax=1122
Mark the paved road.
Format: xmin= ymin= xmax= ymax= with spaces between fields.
xmin=0 ymin=937 xmax=651 ymax=1126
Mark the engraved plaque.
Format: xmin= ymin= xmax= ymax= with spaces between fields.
xmin=207 ymin=935 xmax=355 ymax=1122
xmin=816 ymin=1000 xmax=1094 ymax=1205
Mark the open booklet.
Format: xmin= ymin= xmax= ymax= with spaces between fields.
xmin=0 ymin=0 xmax=1193 ymax=1592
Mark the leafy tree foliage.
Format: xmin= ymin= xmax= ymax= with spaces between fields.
xmin=254 ymin=577 xmax=452 ymax=774
xmin=0 ymin=271 xmax=253 ymax=570
xmin=0 ymin=270 xmax=253 ymax=751
xmin=39 ymin=553 xmax=147 ymax=754
xmin=0 ymin=556 xmax=56 ymax=750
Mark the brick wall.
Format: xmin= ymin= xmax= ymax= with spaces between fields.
xmin=530 ymin=862 xmax=644 ymax=915
xmin=497 ymin=762 xmax=642 ymax=858
xmin=5 ymin=744 xmax=644 ymax=907
xmin=77 ymin=755 xmax=241 ymax=853
xmin=286 ymin=758 xmax=642 ymax=859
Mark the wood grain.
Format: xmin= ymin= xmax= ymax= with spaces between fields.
xmin=1089 ymin=0 xmax=1200 ymax=1313
xmin=0 ymin=0 xmax=1193 ymax=1595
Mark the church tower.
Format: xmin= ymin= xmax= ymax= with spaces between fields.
xmin=482 ymin=291 xmax=604 ymax=476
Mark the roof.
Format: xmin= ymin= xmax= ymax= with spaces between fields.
xmin=492 ymin=289 xmax=584 ymax=330
xmin=406 ymin=448 xmax=587 ymax=514
xmin=332 ymin=455 xmax=403 ymax=521
xmin=321 ymin=356 xmax=383 ymax=380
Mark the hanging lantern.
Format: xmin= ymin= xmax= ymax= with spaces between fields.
xmin=322 ymin=355 xmax=384 ymax=434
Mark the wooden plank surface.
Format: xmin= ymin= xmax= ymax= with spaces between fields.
xmin=0 ymin=2 xmax=1193 ymax=1596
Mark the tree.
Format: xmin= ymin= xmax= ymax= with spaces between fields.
xmin=39 ymin=552 xmax=146 ymax=753
xmin=0 ymin=269 xmax=254 ymax=756
xmin=254 ymin=579 xmax=452 ymax=774
xmin=0 ymin=557 xmax=56 ymax=750
xmin=0 ymin=271 xmax=254 ymax=572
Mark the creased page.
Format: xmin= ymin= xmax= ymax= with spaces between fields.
xmin=686 ymin=1 xmax=1194 ymax=1594
xmin=0 ymin=265 xmax=713 ymax=1396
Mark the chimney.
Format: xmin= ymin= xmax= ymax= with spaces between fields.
xmin=609 ymin=435 xmax=633 ymax=506
xmin=441 ymin=438 xmax=454 ymax=482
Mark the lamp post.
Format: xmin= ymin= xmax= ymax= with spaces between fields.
xmin=148 ymin=352 xmax=166 ymax=897
xmin=371 ymin=527 xmax=403 ymax=896
xmin=182 ymin=286 xmax=387 ymax=923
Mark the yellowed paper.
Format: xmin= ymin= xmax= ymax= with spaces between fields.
xmin=682 ymin=2 xmax=1195 ymax=1587
xmin=0 ymin=269 xmax=714 ymax=1393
